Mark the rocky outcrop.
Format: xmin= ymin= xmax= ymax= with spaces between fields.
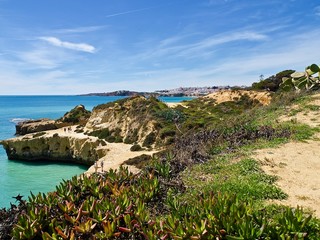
xmin=15 ymin=119 xmax=58 ymax=135
xmin=204 ymin=90 xmax=272 ymax=106
xmin=0 ymin=132 xmax=108 ymax=166
xmin=15 ymin=105 xmax=91 ymax=136
xmin=1 ymin=98 xmax=165 ymax=166
xmin=57 ymin=105 xmax=91 ymax=125
xmin=85 ymin=96 xmax=167 ymax=146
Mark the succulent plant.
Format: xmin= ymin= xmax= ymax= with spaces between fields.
xmin=281 ymin=64 xmax=320 ymax=91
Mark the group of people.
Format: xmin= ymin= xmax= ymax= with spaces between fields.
xmin=63 ymin=126 xmax=72 ymax=133
xmin=94 ymin=160 xmax=104 ymax=173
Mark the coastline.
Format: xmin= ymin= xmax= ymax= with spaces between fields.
xmin=1 ymin=95 xmax=189 ymax=208
xmin=1 ymin=125 xmax=158 ymax=175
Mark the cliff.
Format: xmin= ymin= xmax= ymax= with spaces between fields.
xmin=84 ymin=96 xmax=169 ymax=147
xmin=0 ymin=97 xmax=166 ymax=167
xmin=16 ymin=105 xmax=91 ymax=135
xmin=0 ymin=131 xmax=108 ymax=166
xmin=15 ymin=119 xmax=58 ymax=135
xmin=204 ymin=90 xmax=272 ymax=106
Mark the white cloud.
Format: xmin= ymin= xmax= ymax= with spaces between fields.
xmin=53 ymin=26 xmax=106 ymax=34
xmin=39 ymin=37 xmax=95 ymax=53
xmin=176 ymin=31 xmax=268 ymax=58
xmin=18 ymin=49 xmax=59 ymax=69
xmin=130 ymin=30 xmax=268 ymax=62
xmin=105 ymin=6 xmax=160 ymax=18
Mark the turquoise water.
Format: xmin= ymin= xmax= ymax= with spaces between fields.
xmin=0 ymin=95 xmax=192 ymax=208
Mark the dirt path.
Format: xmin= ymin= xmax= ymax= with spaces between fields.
xmin=253 ymin=94 xmax=320 ymax=217
xmin=86 ymin=142 xmax=157 ymax=175
xmin=43 ymin=126 xmax=157 ymax=175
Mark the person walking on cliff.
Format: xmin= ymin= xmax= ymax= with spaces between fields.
xmin=94 ymin=161 xmax=98 ymax=173
xmin=100 ymin=161 xmax=104 ymax=173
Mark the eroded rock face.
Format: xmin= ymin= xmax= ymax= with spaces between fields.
xmin=15 ymin=119 xmax=58 ymax=135
xmin=57 ymin=105 xmax=91 ymax=125
xmin=204 ymin=90 xmax=272 ymax=106
xmin=85 ymin=96 xmax=163 ymax=145
xmin=15 ymin=105 xmax=91 ymax=136
xmin=0 ymin=133 xmax=108 ymax=166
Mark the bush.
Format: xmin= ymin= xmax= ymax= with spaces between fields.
xmin=142 ymin=132 xmax=156 ymax=147
xmin=7 ymin=167 xmax=320 ymax=240
xmin=88 ymin=129 xmax=111 ymax=139
xmin=159 ymin=127 xmax=176 ymax=139
xmin=130 ymin=144 xmax=142 ymax=151
xmin=106 ymin=135 xmax=116 ymax=143
xmin=123 ymin=154 xmax=152 ymax=168
xmin=251 ymin=69 xmax=295 ymax=92
xmin=124 ymin=129 xmax=139 ymax=144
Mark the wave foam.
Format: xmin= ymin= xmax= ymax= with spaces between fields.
xmin=10 ymin=118 xmax=32 ymax=124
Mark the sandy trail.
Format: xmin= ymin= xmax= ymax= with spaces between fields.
xmin=254 ymin=138 xmax=320 ymax=217
xmin=43 ymin=126 xmax=157 ymax=175
xmin=86 ymin=142 xmax=157 ymax=175
xmin=253 ymin=94 xmax=320 ymax=217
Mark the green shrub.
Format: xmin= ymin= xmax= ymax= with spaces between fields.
xmin=142 ymin=132 xmax=156 ymax=147
xmin=10 ymin=167 xmax=319 ymax=240
xmin=88 ymin=128 xmax=111 ymax=139
xmin=130 ymin=144 xmax=142 ymax=151
xmin=123 ymin=154 xmax=152 ymax=168
xmin=159 ymin=127 xmax=176 ymax=139
xmin=124 ymin=129 xmax=139 ymax=144
xmin=114 ymin=136 xmax=123 ymax=143
xmin=106 ymin=135 xmax=116 ymax=143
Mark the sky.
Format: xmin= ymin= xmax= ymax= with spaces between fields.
xmin=0 ymin=0 xmax=319 ymax=95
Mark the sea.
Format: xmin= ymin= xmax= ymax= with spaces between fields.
xmin=0 ymin=95 xmax=192 ymax=209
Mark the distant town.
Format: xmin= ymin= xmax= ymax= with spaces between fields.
xmin=80 ymin=86 xmax=247 ymax=97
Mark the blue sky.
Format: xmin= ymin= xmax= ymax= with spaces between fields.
xmin=0 ymin=0 xmax=319 ymax=95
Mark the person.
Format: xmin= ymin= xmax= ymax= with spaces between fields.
xmin=94 ymin=161 xmax=98 ymax=173
xmin=100 ymin=161 xmax=104 ymax=173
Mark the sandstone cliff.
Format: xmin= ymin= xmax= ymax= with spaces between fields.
xmin=16 ymin=105 xmax=91 ymax=135
xmin=0 ymin=131 xmax=108 ymax=166
xmin=1 ymin=97 xmax=169 ymax=167
xmin=204 ymin=90 xmax=272 ymax=106
xmin=85 ymin=96 xmax=169 ymax=147
xmin=15 ymin=119 xmax=58 ymax=135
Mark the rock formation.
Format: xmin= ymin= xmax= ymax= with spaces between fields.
xmin=15 ymin=119 xmax=58 ymax=135
xmin=16 ymin=105 xmax=91 ymax=136
xmin=57 ymin=104 xmax=91 ymax=125
xmin=85 ymin=96 xmax=167 ymax=146
xmin=0 ymin=97 xmax=170 ymax=169
xmin=204 ymin=90 xmax=272 ymax=106
xmin=0 ymin=132 xmax=107 ymax=166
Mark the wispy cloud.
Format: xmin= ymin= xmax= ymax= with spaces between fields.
xmin=177 ymin=31 xmax=268 ymax=58
xmin=53 ymin=25 xmax=106 ymax=34
xmin=105 ymin=6 xmax=160 ymax=18
xmin=119 ymin=28 xmax=320 ymax=91
xmin=132 ymin=30 xmax=268 ymax=62
xmin=18 ymin=48 xmax=60 ymax=69
xmin=39 ymin=37 xmax=95 ymax=53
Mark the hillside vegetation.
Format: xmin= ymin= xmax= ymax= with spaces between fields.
xmin=1 ymin=65 xmax=320 ymax=239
